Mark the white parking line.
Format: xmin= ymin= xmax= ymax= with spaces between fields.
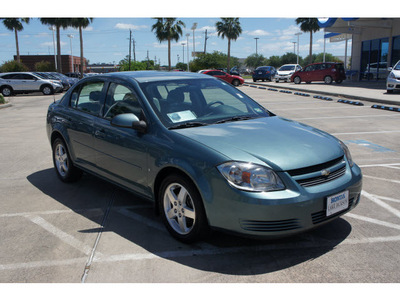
xmin=297 ymin=114 xmax=400 ymax=121
xmin=334 ymin=130 xmax=400 ymax=135
xmin=369 ymin=194 xmax=400 ymax=203
xmin=346 ymin=213 xmax=400 ymax=231
xmin=363 ymin=175 xmax=400 ymax=184
xmin=359 ymin=163 xmax=400 ymax=168
xmin=362 ymin=190 xmax=400 ymax=219
xmin=26 ymin=215 xmax=95 ymax=256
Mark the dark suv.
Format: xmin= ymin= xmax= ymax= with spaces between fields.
xmin=291 ymin=62 xmax=346 ymax=84
xmin=252 ymin=66 xmax=276 ymax=82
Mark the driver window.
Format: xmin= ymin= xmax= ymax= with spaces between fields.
xmin=104 ymin=83 xmax=142 ymax=120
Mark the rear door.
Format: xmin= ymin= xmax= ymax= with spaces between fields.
xmin=66 ymin=79 xmax=107 ymax=170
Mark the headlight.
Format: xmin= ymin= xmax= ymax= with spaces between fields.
xmin=389 ymin=72 xmax=395 ymax=79
xmin=340 ymin=141 xmax=353 ymax=167
xmin=217 ymin=162 xmax=285 ymax=192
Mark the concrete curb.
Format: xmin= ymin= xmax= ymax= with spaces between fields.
xmin=0 ymin=102 xmax=12 ymax=109
xmin=244 ymin=81 xmax=400 ymax=107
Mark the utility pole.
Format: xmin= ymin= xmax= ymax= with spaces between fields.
xmin=254 ymin=37 xmax=259 ymax=55
xmin=132 ymin=38 xmax=136 ymax=62
xmin=128 ymin=30 xmax=132 ymax=70
xmin=204 ymin=29 xmax=209 ymax=54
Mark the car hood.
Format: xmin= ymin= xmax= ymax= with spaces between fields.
xmin=277 ymin=70 xmax=295 ymax=75
xmin=175 ymin=117 xmax=343 ymax=171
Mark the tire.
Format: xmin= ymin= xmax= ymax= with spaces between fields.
xmin=232 ymin=79 xmax=240 ymax=86
xmin=159 ymin=174 xmax=209 ymax=243
xmin=253 ymin=79 xmax=257 ymax=82
xmin=42 ymin=85 xmax=54 ymax=95
xmin=293 ymin=76 xmax=301 ymax=84
xmin=52 ymin=138 xmax=82 ymax=182
xmin=324 ymin=76 xmax=333 ymax=84
xmin=1 ymin=86 xmax=13 ymax=97
xmin=387 ymin=89 xmax=393 ymax=94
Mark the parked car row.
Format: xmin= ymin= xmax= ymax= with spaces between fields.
xmin=386 ymin=60 xmax=400 ymax=93
xmin=0 ymin=71 xmax=80 ymax=96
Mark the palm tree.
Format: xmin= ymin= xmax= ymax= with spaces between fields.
xmin=151 ymin=18 xmax=185 ymax=71
xmin=70 ymin=18 xmax=93 ymax=78
xmin=1 ymin=18 xmax=30 ymax=63
xmin=40 ymin=18 xmax=71 ymax=73
xmin=215 ymin=18 xmax=242 ymax=71
xmin=295 ymin=18 xmax=320 ymax=65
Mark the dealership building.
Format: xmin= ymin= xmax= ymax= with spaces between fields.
xmin=319 ymin=18 xmax=400 ymax=81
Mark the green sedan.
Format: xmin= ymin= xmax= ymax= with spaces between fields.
xmin=46 ymin=71 xmax=362 ymax=243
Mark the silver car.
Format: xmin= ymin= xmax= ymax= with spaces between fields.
xmin=387 ymin=60 xmax=400 ymax=93
xmin=275 ymin=64 xmax=302 ymax=82
xmin=0 ymin=72 xmax=63 ymax=96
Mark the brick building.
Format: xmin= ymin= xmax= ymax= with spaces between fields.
xmin=15 ymin=55 xmax=88 ymax=74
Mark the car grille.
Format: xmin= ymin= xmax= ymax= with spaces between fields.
xmin=311 ymin=195 xmax=357 ymax=224
xmin=287 ymin=156 xmax=346 ymax=188
xmin=240 ymin=219 xmax=301 ymax=232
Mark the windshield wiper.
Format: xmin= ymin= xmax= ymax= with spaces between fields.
xmin=168 ymin=121 xmax=208 ymax=130
xmin=215 ymin=116 xmax=254 ymax=124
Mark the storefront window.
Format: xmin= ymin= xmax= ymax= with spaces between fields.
xmin=360 ymin=38 xmax=388 ymax=81
xmin=391 ymin=36 xmax=400 ymax=67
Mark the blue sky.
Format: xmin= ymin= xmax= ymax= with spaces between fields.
xmin=0 ymin=17 xmax=352 ymax=67
xmin=2 ymin=0 xmax=390 ymax=67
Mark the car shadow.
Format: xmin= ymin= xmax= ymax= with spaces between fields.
xmin=27 ymin=168 xmax=352 ymax=276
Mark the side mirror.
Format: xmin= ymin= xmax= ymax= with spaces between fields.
xmin=111 ymin=113 xmax=147 ymax=133
xmin=388 ymin=67 xmax=393 ymax=72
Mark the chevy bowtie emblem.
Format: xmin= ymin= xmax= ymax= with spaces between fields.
xmin=321 ymin=169 xmax=330 ymax=177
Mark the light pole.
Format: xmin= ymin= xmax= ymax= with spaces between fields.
xmin=191 ymin=23 xmax=197 ymax=58
xmin=254 ymin=37 xmax=259 ymax=55
xmin=186 ymin=33 xmax=190 ymax=71
xmin=295 ymin=32 xmax=302 ymax=64
xmin=49 ymin=26 xmax=57 ymax=71
xmin=181 ymin=42 xmax=186 ymax=64
xmin=67 ymin=34 xmax=74 ymax=72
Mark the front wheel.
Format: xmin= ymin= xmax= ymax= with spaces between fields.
xmin=42 ymin=85 xmax=54 ymax=95
xmin=1 ymin=86 xmax=13 ymax=96
xmin=159 ymin=174 xmax=209 ymax=243
xmin=52 ymin=138 xmax=82 ymax=182
xmin=293 ymin=76 xmax=301 ymax=84
xmin=231 ymin=79 xmax=240 ymax=86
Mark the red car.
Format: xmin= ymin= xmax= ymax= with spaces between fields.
xmin=199 ymin=69 xmax=244 ymax=86
xmin=291 ymin=62 xmax=346 ymax=84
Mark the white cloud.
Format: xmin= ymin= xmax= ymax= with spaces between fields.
xmin=246 ymin=29 xmax=271 ymax=37
xmin=115 ymin=23 xmax=148 ymax=30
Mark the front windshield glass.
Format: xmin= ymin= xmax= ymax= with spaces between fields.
xmin=139 ymin=78 xmax=272 ymax=129
xmin=394 ymin=61 xmax=400 ymax=70
xmin=279 ymin=65 xmax=295 ymax=71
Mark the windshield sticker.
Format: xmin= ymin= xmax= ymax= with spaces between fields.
xmin=167 ymin=110 xmax=197 ymax=123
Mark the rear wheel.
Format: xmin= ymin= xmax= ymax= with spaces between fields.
xmin=232 ymin=79 xmax=240 ymax=86
xmin=52 ymin=138 xmax=82 ymax=182
xmin=1 ymin=86 xmax=13 ymax=96
xmin=324 ymin=76 xmax=333 ymax=84
xmin=159 ymin=174 xmax=209 ymax=243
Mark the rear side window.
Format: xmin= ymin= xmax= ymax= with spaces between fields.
xmin=72 ymin=81 xmax=105 ymax=115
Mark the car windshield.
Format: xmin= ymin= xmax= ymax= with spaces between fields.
xmin=279 ymin=65 xmax=295 ymax=71
xmin=139 ymin=78 xmax=272 ymax=129
xmin=394 ymin=62 xmax=400 ymax=70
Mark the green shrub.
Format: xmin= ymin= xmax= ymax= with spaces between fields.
xmin=0 ymin=60 xmax=28 ymax=72
xmin=0 ymin=94 xmax=5 ymax=104
xmin=35 ymin=60 xmax=55 ymax=72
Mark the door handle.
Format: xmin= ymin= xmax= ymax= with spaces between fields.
xmin=94 ymin=129 xmax=106 ymax=139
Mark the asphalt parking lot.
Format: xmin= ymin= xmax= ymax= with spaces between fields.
xmin=1 ymin=87 xmax=400 ymax=284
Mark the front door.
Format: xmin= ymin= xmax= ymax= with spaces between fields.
xmin=94 ymin=82 xmax=148 ymax=195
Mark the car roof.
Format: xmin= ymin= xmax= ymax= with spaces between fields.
xmin=88 ymin=71 xmax=212 ymax=83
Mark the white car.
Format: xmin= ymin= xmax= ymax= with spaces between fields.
xmin=275 ymin=64 xmax=302 ymax=82
xmin=0 ymin=72 xmax=63 ymax=96
xmin=387 ymin=60 xmax=400 ymax=93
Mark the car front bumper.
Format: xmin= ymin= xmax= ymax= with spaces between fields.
xmin=387 ymin=77 xmax=400 ymax=91
xmin=275 ymin=74 xmax=292 ymax=81
xmin=203 ymin=163 xmax=362 ymax=238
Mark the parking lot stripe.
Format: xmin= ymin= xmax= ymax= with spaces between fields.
xmin=297 ymin=114 xmax=400 ymax=121
xmin=368 ymin=194 xmax=400 ymax=204
xmin=346 ymin=213 xmax=400 ymax=231
xmin=334 ymin=130 xmax=400 ymax=136
xmin=363 ymin=175 xmax=400 ymax=185
xmin=359 ymin=163 xmax=400 ymax=168
xmin=26 ymin=215 xmax=94 ymax=256
xmin=362 ymin=190 xmax=400 ymax=220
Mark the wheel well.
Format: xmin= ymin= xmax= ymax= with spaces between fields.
xmin=50 ymin=131 xmax=64 ymax=147
xmin=153 ymin=167 xmax=195 ymax=215
xmin=41 ymin=84 xmax=53 ymax=90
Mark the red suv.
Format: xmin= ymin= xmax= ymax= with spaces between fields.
xmin=199 ymin=69 xmax=244 ymax=86
xmin=291 ymin=62 xmax=346 ymax=84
